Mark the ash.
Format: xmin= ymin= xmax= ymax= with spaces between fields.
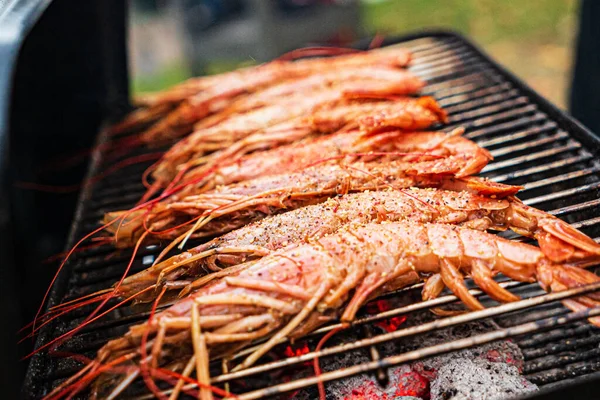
xmin=430 ymin=358 xmax=537 ymax=400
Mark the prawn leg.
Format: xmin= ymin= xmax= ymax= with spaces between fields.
xmin=235 ymin=281 xmax=331 ymax=371
xmin=508 ymin=200 xmax=600 ymax=262
xmin=191 ymin=304 xmax=213 ymax=400
xmin=421 ymin=273 xmax=465 ymax=316
xmin=470 ymin=259 xmax=520 ymax=303
xmin=439 ymin=258 xmax=484 ymax=311
xmin=342 ymin=260 xmax=415 ymax=321
xmin=155 ymin=244 xmax=271 ymax=284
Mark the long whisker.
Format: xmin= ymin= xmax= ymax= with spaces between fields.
xmin=140 ymin=286 xmax=168 ymax=399
xmin=25 ymin=284 xmax=154 ymax=358
xmin=314 ymin=327 xmax=346 ymax=400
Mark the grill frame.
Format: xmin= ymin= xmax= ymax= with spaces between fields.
xmin=23 ymin=30 xmax=600 ymax=399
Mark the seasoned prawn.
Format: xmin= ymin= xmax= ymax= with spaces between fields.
xmin=31 ymin=182 xmax=517 ymax=339
xmin=178 ymin=127 xmax=451 ymax=196
xmin=151 ymin=74 xmax=425 ymax=182
xmin=173 ymin=96 xmax=447 ymax=191
xmin=219 ymin=67 xmax=425 ymax=117
xmin=141 ymin=46 xmax=413 ymax=109
xmin=106 ymin=130 xmax=494 ymax=247
xmin=110 ymin=187 xmax=600 ymax=303
xmin=137 ymin=54 xmax=417 ymax=144
xmin=110 ymin=47 xmax=413 ymax=135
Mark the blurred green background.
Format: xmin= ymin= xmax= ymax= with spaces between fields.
xmin=131 ymin=0 xmax=578 ymax=109
xmin=362 ymin=0 xmax=578 ymax=108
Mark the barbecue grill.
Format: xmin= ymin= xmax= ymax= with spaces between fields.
xmin=5 ymin=2 xmax=600 ymax=399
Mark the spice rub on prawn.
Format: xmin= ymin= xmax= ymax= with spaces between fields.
xmin=53 ymin=221 xmax=600 ymax=400
xmin=106 ymin=130 xmax=494 ymax=248
xmin=33 ymin=182 xmax=515 ymax=340
xmin=109 ymin=187 xmax=600 ymax=303
xmin=151 ymin=73 xmax=425 ymax=182
xmin=178 ymin=126 xmax=450 ymax=197
xmin=171 ymin=96 xmax=447 ymax=192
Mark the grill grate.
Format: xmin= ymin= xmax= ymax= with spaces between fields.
xmin=23 ymin=31 xmax=600 ymax=399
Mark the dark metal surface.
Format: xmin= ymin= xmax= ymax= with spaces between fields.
xmin=0 ymin=1 xmax=60 ymax=397
xmin=24 ymin=31 xmax=600 ymax=399
xmin=10 ymin=0 xmax=130 ymax=397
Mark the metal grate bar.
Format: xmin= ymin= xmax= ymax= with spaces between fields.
xmin=411 ymin=45 xmax=468 ymax=64
xmin=437 ymin=82 xmax=514 ymax=108
xmin=571 ymin=216 xmax=600 ymax=230
xmin=522 ymin=166 xmax=600 ymax=192
xmin=460 ymin=104 xmax=538 ymax=130
xmin=414 ymin=57 xmax=487 ymax=79
xmin=423 ymin=69 xmax=502 ymax=100
xmin=489 ymin=153 xmax=593 ymax=183
xmin=211 ymin=282 xmax=599 ymax=385
xmin=406 ymin=38 xmax=460 ymax=55
xmin=481 ymin=142 xmax=581 ymax=173
xmin=443 ymin=89 xmax=521 ymax=113
xmin=524 ymin=182 xmax=600 ymax=207
xmin=477 ymin=122 xmax=557 ymax=148
xmin=237 ymin=306 xmax=600 ymax=400
xmin=552 ymin=199 xmax=600 ymax=217
xmin=448 ymin=97 xmax=530 ymax=123
xmin=489 ymin=132 xmax=569 ymax=158
xmin=423 ymin=71 xmax=498 ymax=96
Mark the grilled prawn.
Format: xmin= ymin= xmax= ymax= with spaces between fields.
xmin=106 ymin=130 xmax=493 ymax=247
xmin=137 ymin=47 xmax=413 ymax=110
xmin=179 ymin=127 xmax=451 ymax=196
xmin=110 ymin=188 xmax=600 ymax=303
xmin=151 ymin=74 xmax=424 ymax=182
xmin=110 ymin=47 xmax=413 ymax=136
xmin=53 ymin=222 xmax=600 ymax=400
xmin=33 ymin=181 xmax=516 ymax=340
xmin=137 ymin=59 xmax=420 ymax=145
xmin=218 ymin=67 xmax=425 ymax=117
xmin=173 ymin=97 xmax=447 ymax=191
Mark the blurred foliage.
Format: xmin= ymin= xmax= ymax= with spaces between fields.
xmin=132 ymin=62 xmax=190 ymax=93
xmin=362 ymin=0 xmax=579 ymax=107
xmin=362 ymin=0 xmax=576 ymax=45
xmin=132 ymin=0 xmax=579 ymax=107
xmin=132 ymin=59 xmax=258 ymax=93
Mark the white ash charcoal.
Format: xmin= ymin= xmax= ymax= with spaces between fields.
xmin=292 ymin=308 xmax=535 ymax=399
xmin=324 ymin=364 xmax=411 ymax=399
xmin=430 ymin=358 xmax=538 ymax=400
xmin=412 ymin=340 xmax=526 ymax=381
xmin=383 ymin=312 xmax=536 ymax=398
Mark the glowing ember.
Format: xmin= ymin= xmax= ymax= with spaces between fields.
xmin=483 ymin=347 xmax=522 ymax=372
xmin=339 ymin=367 xmax=429 ymax=400
xmin=367 ymin=299 xmax=392 ymax=313
xmin=343 ymin=380 xmax=391 ymax=399
xmin=393 ymin=371 xmax=429 ymax=398
xmin=284 ymin=343 xmax=310 ymax=358
xmin=376 ymin=315 xmax=407 ymax=333
xmin=366 ymin=299 xmax=408 ymax=333
xmin=289 ymin=318 xmax=537 ymax=400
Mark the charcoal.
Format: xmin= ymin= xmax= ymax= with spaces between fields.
xmin=292 ymin=302 xmax=537 ymax=399
xmin=430 ymin=358 xmax=538 ymax=400
xmin=413 ymin=340 xmax=526 ymax=380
